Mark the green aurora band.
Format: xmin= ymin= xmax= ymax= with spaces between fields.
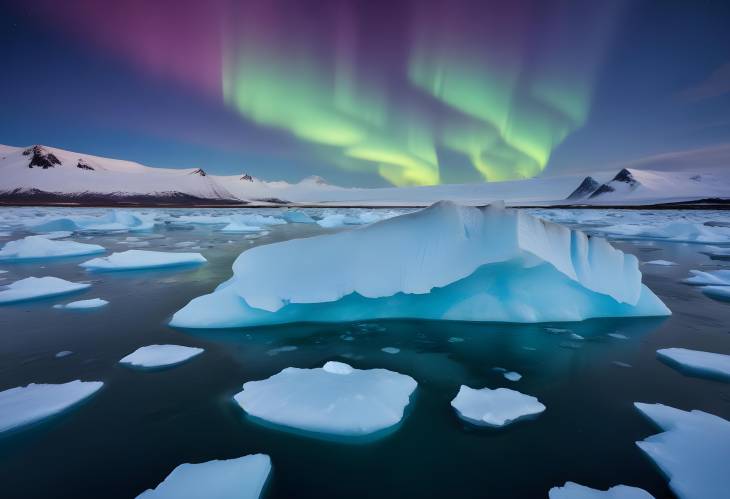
xmin=222 ymin=2 xmax=620 ymax=186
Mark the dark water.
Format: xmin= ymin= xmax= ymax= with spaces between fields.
xmin=0 ymin=216 xmax=729 ymax=498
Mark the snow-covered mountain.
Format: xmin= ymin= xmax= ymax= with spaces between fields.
xmin=1 ymin=143 xmax=728 ymax=207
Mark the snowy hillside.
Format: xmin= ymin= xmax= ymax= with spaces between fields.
xmin=1 ymin=143 xmax=728 ymax=207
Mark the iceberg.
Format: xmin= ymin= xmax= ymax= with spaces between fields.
xmin=54 ymin=298 xmax=109 ymax=309
xmin=171 ymin=202 xmax=669 ymax=329
xmin=450 ymin=385 xmax=545 ymax=427
xmin=682 ymin=270 xmax=730 ymax=286
xmin=657 ymin=347 xmax=730 ymax=380
xmin=119 ymin=344 xmax=204 ymax=368
xmin=137 ymin=454 xmax=271 ymax=499
xmin=0 ymin=381 xmax=103 ymax=433
xmin=549 ymin=482 xmax=654 ymax=498
xmin=233 ymin=361 xmax=417 ymax=440
xmin=81 ymin=250 xmax=206 ymax=271
xmin=0 ymin=235 xmax=104 ymax=261
xmin=0 ymin=276 xmax=91 ymax=304
xmin=635 ymin=402 xmax=730 ymax=499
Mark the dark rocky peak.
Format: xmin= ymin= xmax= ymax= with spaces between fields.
xmin=240 ymin=174 xmax=254 ymax=182
xmin=76 ymin=159 xmax=94 ymax=171
xmin=24 ymin=145 xmax=61 ymax=169
xmin=612 ymin=168 xmax=637 ymax=186
xmin=566 ymin=176 xmax=600 ymax=200
xmin=190 ymin=168 xmax=207 ymax=177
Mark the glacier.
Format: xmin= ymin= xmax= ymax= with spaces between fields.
xmin=171 ymin=201 xmax=669 ymax=328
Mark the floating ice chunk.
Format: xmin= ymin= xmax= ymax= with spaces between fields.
xmin=172 ymin=202 xmax=670 ymax=329
xmin=570 ymin=333 xmax=585 ymax=340
xmin=31 ymin=210 xmax=154 ymax=233
xmin=137 ymin=454 xmax=271 ymax=499
xmin=598 ymin=222 xmax=730 ymax=244
xmin=316 ymin=213 xmax=360 ymax=228
xmin=704 ymin=246 xmax=730 ymax=259
xmin=682 ymin=270 xmax=730 ymax=286
xmin=645 ymin=260 xmax=677 ymax=266
xmin=451 ymin=386 xmax=545 ymax=427
xmin=634 ymin=402 xmax=730 ymax=499
xmin=0 ymin=269 xmax=7 ymax=273
xmin=0 ymin=236 xmax=104 ymax=261
xmin=221 ymin=223 xmax=263 ymax=233
xmin=173 ymin=241 xmax=197 ymax=248
xmin=233 ymin=362 xmax=417 ymax=439
xmin=504 ymin=371 xmax=522 ymax=382
xmin=448 ymin=337 xmax=464 ymax=343
xmin=55 ymin=351 xmax=73 ymax=358
xmin=608 ymin=333 xmax=628 ymax=340
xmin=81 ymin=250 xmax=206 ymax=271
xmin=549 ymin=482 xmax=654 ymax=498
xmin=0 ymin=276 xmax=90 ymax=304
xmin=280 ymin=210 xmax=315 ymax=223
xmin=119 ymin=345 xmax=204 ymax=369
xmin=657 ymin=348 xmax=730 ymax=381
xmin=171 ymin=215 xmax=231 ymax=225
xmin=613 ymin=361 xmax=632 ymax=368
xmin=381 ymin=347 xmax=400 ymax=354
xmin=54 ymin=298 xmax=108 ymax=310
xmin=221 ymin=214 xmax=284 ymax=233
xmin=702 ymin=286 xmax=730 ymax=301
xmin=0 ymin=381 xmax=103 ymax=433
xmin=265 ymin=345 xmax=298 ymax=356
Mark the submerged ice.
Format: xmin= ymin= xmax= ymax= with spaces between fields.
xmin=171 ymin=201 xmax=669 ymax=328
xmin=233 ymin=361 xmax=417 ymax=439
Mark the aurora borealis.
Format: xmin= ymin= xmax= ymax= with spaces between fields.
xmin=2 ymin=0 xmax=730 ymax=186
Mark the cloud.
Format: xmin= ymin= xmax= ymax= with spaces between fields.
xmin=619 ymin=143 xmax=730 ymax=171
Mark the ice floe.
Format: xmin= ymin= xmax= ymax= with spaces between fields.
xmin=280 ymin=210 xmax=315 ymax=223
xmin=81 ymin=250 xmax=206 ymax=271
xmin=450 ymin=386 xmax=545 ymax=427
xmin=657 ymin=347 xmax=730 ymax=380
xmin=137 ymin=453 xmax=271 ymax=499
xmin=31 ymin=210 xmax=154 ymax=233
xmin=381 ymin=347 xmax=400 ymax=354
xmin=682 ymin=270 xmax=730 ymax=286
xmin=702 ymin=286 xmax=730 ymax=301
xmin=171 ymin=202 xmax=669 ymax=328
xmin=597 ymin=222 xmax=730 ymax=244
xmin=549 ymin=482 xmax=654 ymax=498
xmin=635 ymin=402 xmax=730 ymax=499
xmin=119 ymin=345 xmax=204 ymax=368
xmin=54 ymin=298 xmax=109 ymax=310
xmin=0 ymin=381 xmax=103 ymax=433
xmin=504 ymin=371 xmax=522 ymax=382
xmin=0 ymin=276 xmax=91 ymax=304
xmin=233 ymin=361 xmax=417 ymax=439
xmin=0 ymin=235 xmax=104 ymax=261
xmin=645 ymin=260 xmax=677 ymax=266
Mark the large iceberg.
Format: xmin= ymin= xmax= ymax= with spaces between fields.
xmin=549 ymin=482 xmax=654 ymax=499
xmin=0 ymin=381 xmax=103 ymax=433
xmin=171 ymin=202 xmax=669 ymax=328
xmin=81 ymin=250 xmax=206 ymax=271
xmin=137 ymin=454 xmax=271 ymax=499
xmin=0 ymin=235 xmax=105 ymax=261
xmin=233 ymin=361 xmax=417 ymax=440
xmin=0 ymin=276 xmax=91 ymax=304
xmin=635 ymin=402 xmax=730 ymax=499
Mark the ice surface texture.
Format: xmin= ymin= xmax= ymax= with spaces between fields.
xmin=0 ymin=276 xmax=90 ymax=304
xmin=81 ymin=250 xmax=206 ymax=271
xmin=657 ymin=348 xmax=730 ymax=381
xmin=120 ymin=345 xmax=204 ymax=368
xmin=635 ymin=403 xmax=730 ymax=499
xmin=172 ymin=201 xmax=669 ymax=328
xmin=0 ymin=235 xmax=104 ymax=261
xmin=137 ymin=454 xmax=271 ymax=499
xmin=451 ymin=386 xmax=545 ymax=427
xmin=233 ymin=361 xmax=417 ymax=439
xmin=549 ymin=482 xmax=654 ymax=498
xmin=0 ymin=381 xmax=103 ymax=433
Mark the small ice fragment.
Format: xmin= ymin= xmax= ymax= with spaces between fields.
xmin=608 ymin=333 xmax=628 ymax=340
xmin=645 ymin=260 xmax=677 ymax=266
xmin=570 ymin=333 xmax=584 ymax=340
xmin=549 ymin=481 xmax=654 ymax=498
xmin=381 ymin=347 xmax=400 ymax=354
xmin=504 ymin=371 xmax=522 ymax=382
xmin=266 ymin=345 xmax=298 ymax=356
xmin=119 ymin=345 xmax=204 ymax=368
xmin=54 ymin=298 xmax=108 ymax=310
xmin=451 ymin=386 xmax=545 ymax=428
xmin=55 ymin=351 xmax=73 ymax=358
xmin=448 ymin=337 xmax=464 ymax=343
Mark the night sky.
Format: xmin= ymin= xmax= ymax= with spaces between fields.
xmin=1 ymin=0 xmax=729 ymax=187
